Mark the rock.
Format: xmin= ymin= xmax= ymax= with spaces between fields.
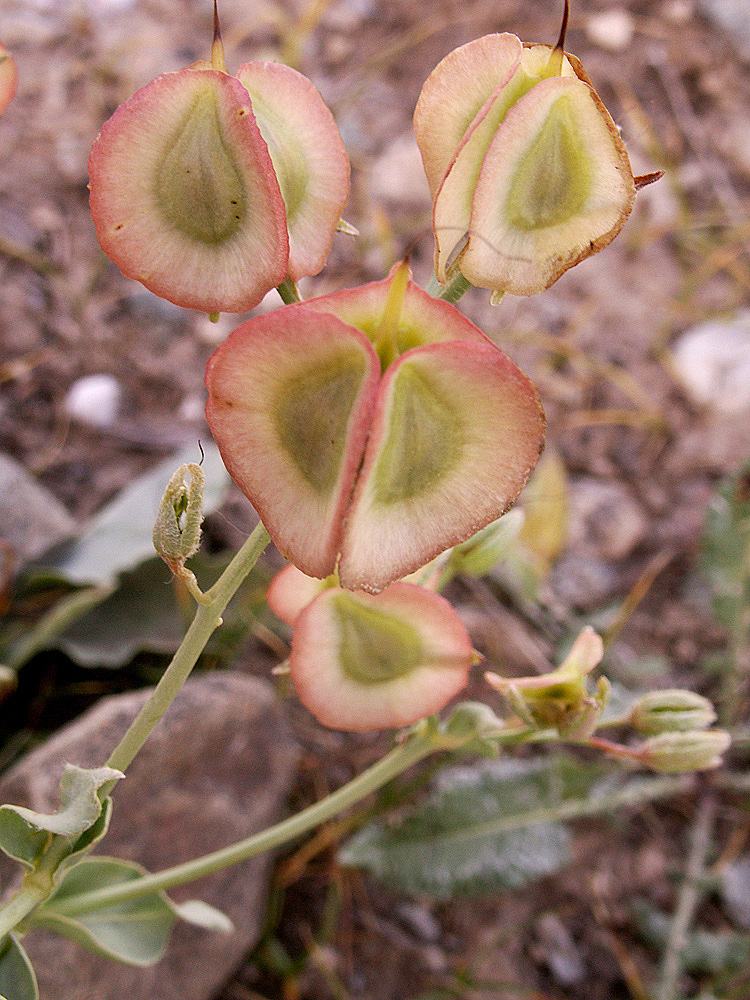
xmin=534 ymin=912 xmax=586 ymax=987
xmin=565 ymin=478 xmax=648 ymax=562
xmin=0 ymin=452 xmax=77 ymax=564
xmin=0 ymin=673 xmax=299 ymax=1000
xmin=64 ymin=374 xmax=123 ymax=429
xmin=671 ymin=311 xmax=750 ymax=414
xmin=585 ymin=9 xmax=635 ymax=51
xmin=720 ymin=858 xmax=750 ymax=929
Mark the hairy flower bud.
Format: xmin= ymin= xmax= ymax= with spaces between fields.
xmin=152 ymin=463 xmax=205 ymax=577
xmin=641 ymin=730 xmax=731 ymax=774
xmin=631 ymin=690 xmax=717 ymax=736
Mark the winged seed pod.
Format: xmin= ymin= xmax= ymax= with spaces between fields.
xmin=206 ymin=260 xmax=545 ymax=593
xmin=414 ymin=2 xmax=660 ymax=300
xmin=88 ymin=14 xmax=349 ymax=313
xmin=289 ymin=583 xmax=477 ymax=731
xmin=0 ymin=41 xmax=18 ymax=115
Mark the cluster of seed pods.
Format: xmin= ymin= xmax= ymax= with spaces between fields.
xmin=87 ymin=3 xmax=652 ymax=730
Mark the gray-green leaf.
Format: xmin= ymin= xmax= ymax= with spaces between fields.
xmin=0 ymin=766 xmax=121 ymax=869
xmin=35 ymin=857 xmax=232 ymax=967
xmin=0 ymin=934 xmax=39 ymax=1000
xmin=339 ymin=757 xmax=602 ymax=898
xmin=35 ymin=857 xmax=177 ymax=967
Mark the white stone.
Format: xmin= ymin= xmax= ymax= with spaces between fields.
xmin=585 ymin=9 xmax=636 ymax=51
xmin=64 ymin=373 xmax=122 ymax=428
xmin=671 ymin=312 xmax=750 ymax=413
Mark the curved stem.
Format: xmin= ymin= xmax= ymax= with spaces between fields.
xmin=50 ymin=735 xmax=434 ymax=917
xmin=105 ymin=523 xmax=270 ymax=779
xmin=0 ymin=524 xmax=271 ymax=942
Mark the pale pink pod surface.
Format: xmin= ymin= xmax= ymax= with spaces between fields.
xmin=301 ymin=266 xmax=490 ymax=354
xmin=414 ymin=30 xmax=639 ymax=297
xmin=206 ymin=265 xmax=545 ymax=592
xmin=290 ymin=583 xmax=474 ymax=731
xmin=89 ymin=68 xmax=289 ymax=313
xmin=236 ymin=62 xmax=350 ymax=281
xmin=460 ymin=75 xmax=635 ymax=295
xmin=338 ymin=340 xmax=545 ymax=591
xmin=0 ymin=42 xmax=18 ymax=116
xmin=413 ymin=33 xmax=522 ymax=199
xmin=431 ymin=44 xmax=579 ymax=282
xmin=266 ymin=564 xmax=333 ymax=626
xmin=205 ymin=306 xmax=380 ymax=579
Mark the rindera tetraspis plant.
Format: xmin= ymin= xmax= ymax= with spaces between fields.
xmin=0 ymin=4 xmax=731 ymax=996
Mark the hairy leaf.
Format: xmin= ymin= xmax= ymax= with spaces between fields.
xmin=339 ymin=756 xmax=604 ymax=897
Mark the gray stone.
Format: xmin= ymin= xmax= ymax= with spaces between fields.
xmin=0 ymin=673 xmax=299 ymax=1000
xmin=0 ymin=453 xmax=77 ymax=564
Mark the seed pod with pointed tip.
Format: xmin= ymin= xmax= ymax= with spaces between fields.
xmin=88 ymin=36 xmax=349 ymax=313
xmin=414 ymin=16 xmax=659 ymax=299
xmin=206 ymin=261 xmax=545 ymax=593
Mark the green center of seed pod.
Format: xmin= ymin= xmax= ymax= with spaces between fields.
xmin=373 ymin=365 xmax=463 ymax=504
xmin=273 ymin=349 xmax=368 ymax=492
xmin=505 ymin=93 xmax=591 ymax=232
xmin=334 ymin=594 xmax=423 ymax=684
xmin=156 ymin=90 xmax=247 ymax=245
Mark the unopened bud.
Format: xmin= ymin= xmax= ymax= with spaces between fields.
xmin=441 ymin=701 xmax=506 ymax=753
xmin=153 ymin=462 xmax=205 ymax=576
xmin=631 ymin=690 xmax=717 ymax=736
xmin=641 ymin=729 xmax=731 ymax=774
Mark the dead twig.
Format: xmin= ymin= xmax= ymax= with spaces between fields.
xmin=657 ymin=793 xmax=717 ymax=1000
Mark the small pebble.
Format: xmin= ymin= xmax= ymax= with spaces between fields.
xmin=672 ymin=312 xmax=750 ymax=414
xmin=585 ymin=9 xmax=635 ymax=51
xmin=63 ymin=373 xmax=122 ymax=428
xmin=396 ymin=902 xmax=442 ymax=944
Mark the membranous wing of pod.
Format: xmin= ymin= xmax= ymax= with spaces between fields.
xmin=430 ymin=43 xmax=579 ymax=283
xmin=413 ymin=33 xmax=523 ymax=200
xmin=205 ymin=307 xmax=380 ymax=578
xmin=236 ymin=62 xmax=350 ymax=282
xmin=338 ymin=340 xmax=545 ymax=592
xmin=459 ymin=72 xmax=635 ymax=295
xmin=89 ymin=68 xmax=289 ymax=313
xmin=290 ymin=584 xmax=474 ymax=731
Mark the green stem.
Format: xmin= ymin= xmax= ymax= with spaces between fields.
xmin=276 ymin=277 xmax=302 ymax=304
xmin=0 ymin=883 xmax=49 ymax=940
xmin=425 ymin=272 xmax=471 ymax=303
xmin=50 ymin=734 xmax=434 ymax=917
xmin=105 ymin=522 xmax=270 ymax=778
